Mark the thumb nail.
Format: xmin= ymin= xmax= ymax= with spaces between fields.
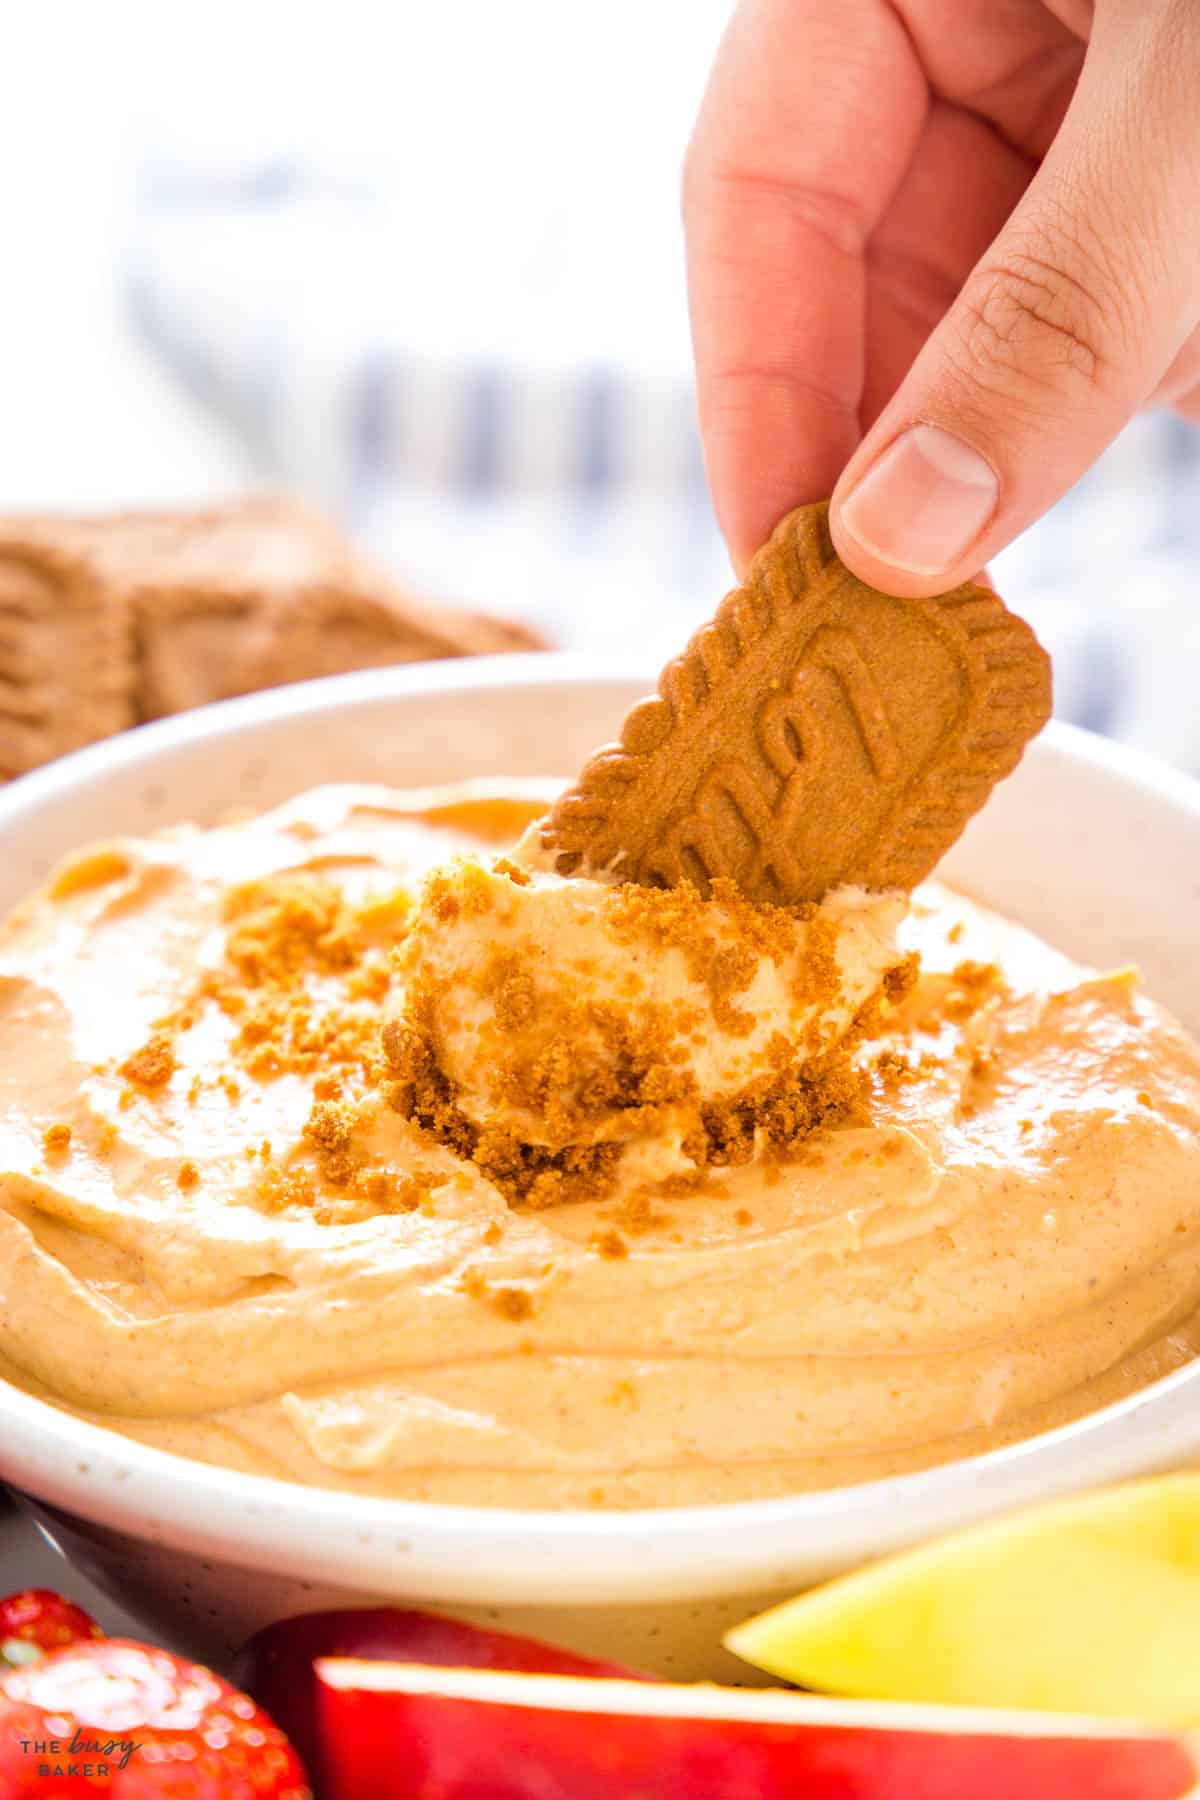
xmin=837 ymin=424 xmax=999 ymax=578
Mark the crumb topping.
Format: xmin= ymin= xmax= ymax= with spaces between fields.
xmin=461 ymin=1268 xmax=537 ymax=1319
xmin=605 ymin=876 xmax=816 ymax=1036
xmin=381 ymin=1014 xmax=624 ymax=1207
xmin=119 ymin=1032 xmax=177 ymax=1088
xmin=80 ymin=821 xmax=1005 ymax=1256
xmin=943 ymin=959 xmax=1005 ymax=1022
xmin=97 ymin=869 xmax=419 ymax=1223
xmin=387 ymin=860 xmax=919 ymax=1205
xmin=196 ymin=874 xmax=398 ymax=1085
xmin=591 ymin=1228 xmax=630 ymax=1259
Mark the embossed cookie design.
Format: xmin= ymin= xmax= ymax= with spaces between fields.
xmin=541 ymin=502 xmax=1052 ymax=903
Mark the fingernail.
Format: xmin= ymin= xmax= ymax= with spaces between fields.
xmin=838 ymin=425 xmax=999 ymax=576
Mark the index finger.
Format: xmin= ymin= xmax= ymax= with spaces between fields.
xmin=684 ymin=0 xmax=926 ymax=572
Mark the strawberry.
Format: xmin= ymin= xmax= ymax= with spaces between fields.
xmin=0 ymin=1589 xmax=103 ymax=1668
xmin=236 ymin=1605 xmax=651 ymax=1788
xmin=0 ymin=1636 xmax=311 ymax=1796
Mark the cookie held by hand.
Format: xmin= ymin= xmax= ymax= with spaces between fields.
xmin=541 ymin=502 xmax=1051 ymax=904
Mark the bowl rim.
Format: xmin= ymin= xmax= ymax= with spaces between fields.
xmin=6 ymin=648 xmax=1200 ymax=832
xmin=4 ymin=654 xmax=1200 ymax=1605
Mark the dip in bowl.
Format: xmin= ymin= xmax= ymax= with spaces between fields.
xmin=2 ymin=657 xmax=1199 ymax=1678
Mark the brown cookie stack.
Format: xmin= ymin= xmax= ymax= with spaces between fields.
xmin=542 ymin=502 xmax=1051 ymax=903
xmin=0 ymin=494 xmax=545 ymax=781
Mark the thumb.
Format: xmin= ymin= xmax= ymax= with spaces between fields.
xmin=829 ymin=1 xmax=1200 ymax=598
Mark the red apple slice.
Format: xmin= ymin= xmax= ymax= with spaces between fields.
xmin=235 ymin=1608 xmax=648 ymax=1787
xmin=315 ymin=1661 xmax=1200 ymax=1800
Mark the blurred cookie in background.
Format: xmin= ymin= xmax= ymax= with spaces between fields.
xmin=0 ymin=493 xmax=547 ymax=779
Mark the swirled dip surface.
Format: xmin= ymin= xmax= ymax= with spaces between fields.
xmin=2 ymin=782 xmax=1200 ymax=1507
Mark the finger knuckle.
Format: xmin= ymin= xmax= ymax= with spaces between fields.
xmin=952 ymin=241 xmax=1119 ymax=407
xmin=681 ymin=154 xmax=865 ymax=263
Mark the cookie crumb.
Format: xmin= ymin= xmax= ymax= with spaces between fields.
xmin=462 ymin=1268 xmax=536 ymax=1320
xmin=119 ymin=1032 xmax=176 ymax=1088
xmin=591 ymin=1228 xmax=629 ymax=1259
xmin=493 ymin=856 xmax=532 ymax=888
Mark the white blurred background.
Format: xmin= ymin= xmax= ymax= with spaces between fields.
xmin=1 ymin=0 xmax=1198 ymax=763
xmin=0 ymin=3 xmax=721 ymax=502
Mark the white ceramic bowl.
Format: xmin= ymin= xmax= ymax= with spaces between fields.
xmin=4 ymin=656 xmax=1200 ymax=1680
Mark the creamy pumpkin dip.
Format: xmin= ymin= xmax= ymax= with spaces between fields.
xmin=2 ymin=780 xmax=1200 ymax=1508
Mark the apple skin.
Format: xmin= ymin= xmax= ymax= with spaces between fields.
xmin=314 ymin=1663 xmax=1200 ymax=1800
xmin=234 ymin=1609 xmax=647 ymax=1787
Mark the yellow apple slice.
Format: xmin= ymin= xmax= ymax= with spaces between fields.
xmin=726 ymin=1474 xmax=1200 ymax=1721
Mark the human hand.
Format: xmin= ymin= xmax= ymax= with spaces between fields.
xmin=685 ymin=0 xmax=1200 ymax=595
